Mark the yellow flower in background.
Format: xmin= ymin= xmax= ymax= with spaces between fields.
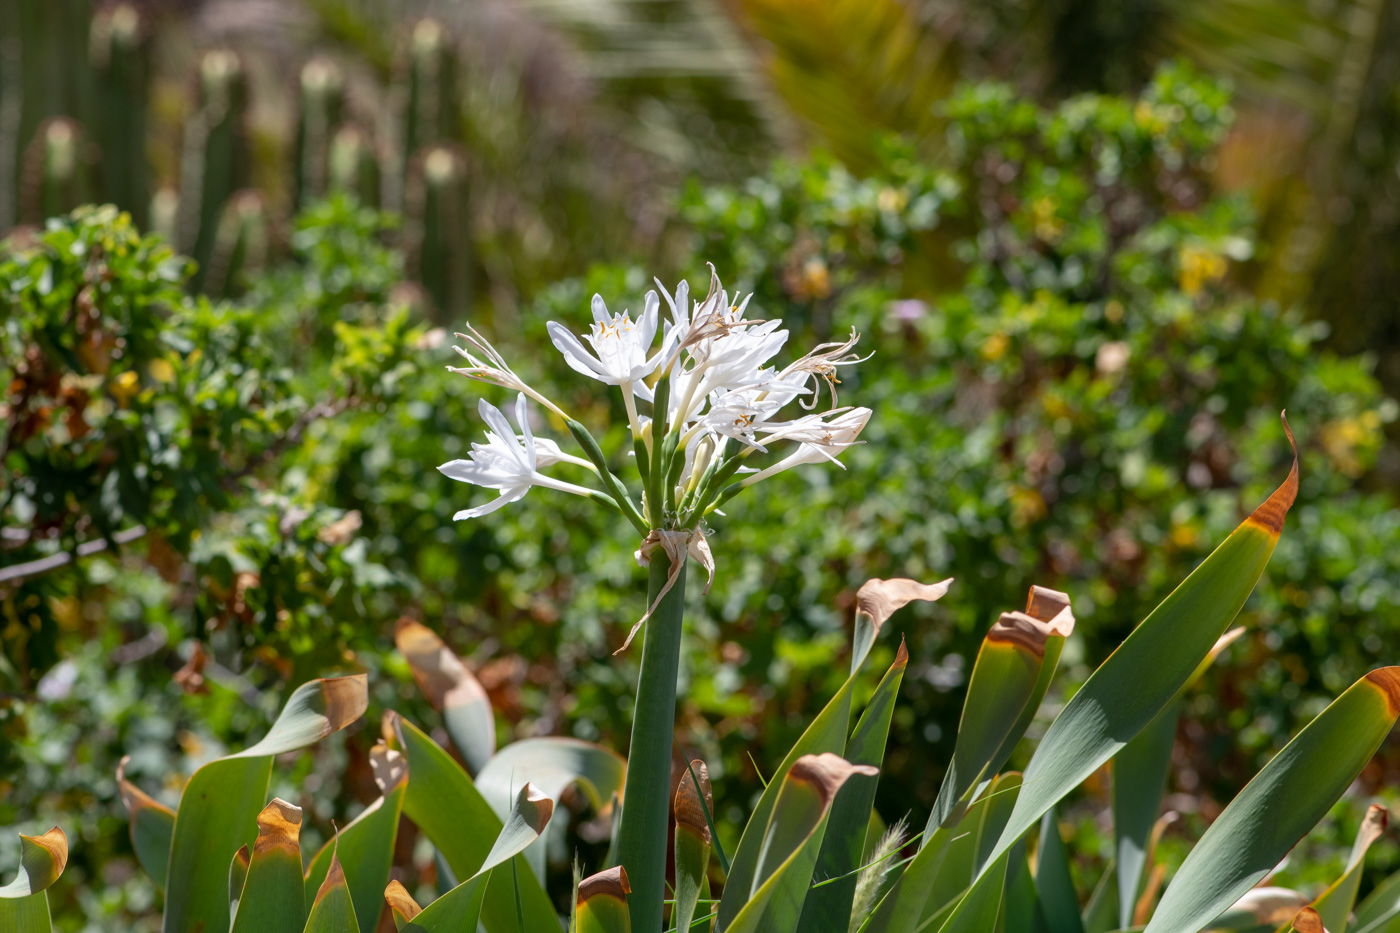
xmin=109 ymin=370 xmax=140 ymax=408
xmin=1321 ymin=410 xmax=1383 ymax=477
xmin=1032 ymin=196 xmax=1063 ymax=241
xmin=1179 ymin=244 xmax=1228 ymax=296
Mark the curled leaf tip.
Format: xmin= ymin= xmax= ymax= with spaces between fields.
xmin=519 ymin=781 xmax=556 ymax=831
xmin=320 ymin=674 xmax=370 ymax=733
xmin=855 ymin=577 xmax=953 ymax=631
xmin=22 ymin=827 xmax=68 ymax=879
xmin=894 ymin=637 xmax=909 ymax=667
xmin=789 ymin=753 xmax=879 ymax=804
xmin=253 ymin=798 xmax=302 ymax=853
xmin=578 ymin=865 xmax=631 ymax=904
xmin=1365 ymin=667 xmax=1400 ymax=716
xmin=675 ymin=760 xmax=714 ymax=843
xmin=1292 ymin=906 xmax=1326 ymax=933
xmin=1246 ymin=411 xmax=1300 ymax=535
xmin=989 ymin=610 xmax=1072 ymax=656
xmin=1024 ymin=584 xmax=1075 ymax=633
xmin=384 ymin=879 xmax=422 ymax=920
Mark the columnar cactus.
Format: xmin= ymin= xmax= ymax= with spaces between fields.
xmin=21 ymin=118 xmax=94 ymax=223
xmin=89 ymin=3 xmax=149 ymax=225
xmin=400 ymin=19 xmax=457 ymax=173
xmin=328 ymin=124 xmax=380 ymax=207
xmin=294 ymin=56 xmax=346 ymax=211
xmin=203 ymin=188 xmax=269 ymax=298
xmin=407 ymin=145 xmax=469 ymax=319
xmin=179 ymin=48 xmax=249 ymax=293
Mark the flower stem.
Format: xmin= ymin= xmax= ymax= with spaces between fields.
xmin=565 ymin=418 xmax=649 ymax=535
xmin=615 ymin=553 xmax=688 ymax=933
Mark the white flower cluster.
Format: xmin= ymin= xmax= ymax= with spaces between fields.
xmin=439 ymin=268 xmax=870 ymax=534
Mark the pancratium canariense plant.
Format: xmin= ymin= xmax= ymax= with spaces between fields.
xmin=438 ymin=267 xmax=870 ymax=930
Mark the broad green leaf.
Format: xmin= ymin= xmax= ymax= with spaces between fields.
xmin=799 ymin=641 xmax=910 ymax=933
xmin=117 ymin=755 xmax=175 ymax=889
xmin=305 ymin=841 xmax=358 ymax=933
xmin=928 ymin=587 xmax=1074 ymax=835
xmin=387 ymin=712 xmax=560 ymax=933
xmin=476 ymin=737 xmax=625 ymax=881
xmin=923 ymin=773 xmax=1022 ymax=922
xmin=1354 ymin=869 xmax=1400 ymax=933
xmin=0 ymin=827 xmax=67 ymax=933
xmin=726 ymin=754 xmax=878 ymax=933
xmin=304 ymin=745 xmax=408 ymax=933
xmin=1083 ymin=861 xmax=1119 ymax=933
xmin=1113 ymin=704 xmax=1177 ymax=930
xmin=942 ymin=852 xmax=1009 ymax=933
xmin=230 ymin=846 xmax=250 ymax=920
xmin=673 ymin=761 xmax=713 ymax=933
xmin=163 ymin=675 xmax=368 ymax=933
xmin=576 ymin=867 xmax=632 ymax=933
xmin=985 ymin=434 xmax=1298 ymax=874
xmin=1034 ymin=807 xmax=1085 ymax=933
xmin=1004 ymin=840 xmax=1044 ymax=933
xmin=230 ymin=799 xmax=305 ymax=933
xmin=395 ymin=619 xmax=496 ymax=774
xmin=1144 ymin=668 xmax=1400 ymax=933
xmin=1114 ymin=628 xmax=1242 ymax=928
xmin=1310 ymin=804 xmax=1388 ymax=933
xmin=403 ymin=783 xmax=555 ymax=933
xmin=716 ymin=578 xmax=951 ymax=931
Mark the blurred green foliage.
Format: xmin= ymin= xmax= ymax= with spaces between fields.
xmin=4 ymin=63 xmax=1400 ymax=929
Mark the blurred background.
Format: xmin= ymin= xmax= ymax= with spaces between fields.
xmin=3 ymin=0 xmax=1400 ymax=929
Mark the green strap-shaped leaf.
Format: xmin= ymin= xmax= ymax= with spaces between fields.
xmin=401 ymin=783 xmax=554 ymax=932
xmin=1114 ymin=628 xmax=1243 ymax=929
xmin=928 ymin=588 xmax=1074 ymax=835
xmin=1033 ymin=807 xmax=1085 ymax=933
xmin=726 ymin=754 xmax=879 ymax=933
xmin=984 ymin=431 xmax=1298 ymax=875
xmin=577 ymin=867 xmax=632 ymax=933
xmin=1004 ymin=840 xmax=1044 ymax=933
xmin=922 ymin=773 xmax=1022 ymax=923
xmin=673 ymin=761 xmax=714 ymax=933
xmin=1354 ymin=869 xmax=1400 ymax=933
xmin=798 ymin=641 xmax=910 ymax=933
xmin=716 ymin=578 xmax=951 ymax=931
xmin=395 ymin=620 xmax=496 ymax=774
xmin=117 ymin=755 xmax=176 ymax=889
xmin=942 ymin=852 xmax=1010 ymax=933
xmin=230 ymin=846 xmax=251 ymax=920
xmin=0 ymin=827 xmax=67 ymax=933
xmin=387 ymin=712 xmax=561 ymax=932
xmin=1144 ymin=668 xmax=1400 ymax=933
xmin=1309 ymin=804 xmax=1388 ymax=933
xmin=304 ymin=745 xmax=408 ymax=933
xmin=476 ymin=737 xmax=626 ymax=881
xmin=305 ymin=841 xmax=359 ymax=933
xmin=163 ymin=675 xmax=368 ymax=933
xmin=230 ymin=799 xmax=306 ymax=933
xmin=1082 ymin=861 xmax=1119 ymax=933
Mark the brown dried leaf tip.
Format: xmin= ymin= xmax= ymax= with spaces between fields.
xmin=1366 ymin=666 xmax=1400 ymax=717
xmin=253 ymin=798 xmax=303 ymax=855
xmin=394 ymin=618 xmax=490 ymax=712
xmin=319 ymin=674 xmax=370 ymax=734
xmin=855 ymin=577 xmax=953 ymax=632
xmin=1245 ymin=411 xmax=1299 ymax=536
xmin=1291 ymin=907 xmax=1327 ymax=933
xmin=988 ymin=584 xmax=1075 ymax=656
xmin=789 ymin=753 xmax=879 ymax=804
xmin=675 ymin=760 xmax=714 ymax=844
xmin=384 ymin=879 xmax=422 ymax=921
xmin=577 ymin=865 xmax=631 ymax=904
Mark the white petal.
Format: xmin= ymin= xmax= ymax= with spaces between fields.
xmin=591 ymin=294 xmax=610 ymax=324
xmin=547 ymin=321 xmax=610 ymax=381
xmin=514 ymin=392 xmax=536 ymax=472
xmin=451 ymin=485 xmax=529 ymax=520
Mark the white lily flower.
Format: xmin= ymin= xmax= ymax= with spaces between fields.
xmin=739 ymin=407 xmax=873 ymax=486
xmin=547 ymin=292 xmax=664 ymax=386
xmin=439 ymin=394 xmax=597 ymax=520
xmin=779 ymin=328 xmax=873 ymax=409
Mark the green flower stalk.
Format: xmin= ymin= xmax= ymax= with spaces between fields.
xmin=437 ymin=267 xmax=869 ymax=931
